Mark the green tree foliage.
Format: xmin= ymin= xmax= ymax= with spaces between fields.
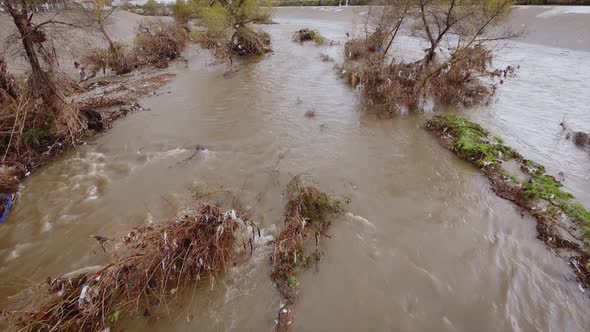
xmin=143 ymin=0 xmax=159 ymax=15
xmin=173 ymin=0 xmax=197 ymax=23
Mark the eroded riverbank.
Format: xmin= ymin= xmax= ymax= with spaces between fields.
xmin=1 ymin=6 xmax=590 ymax=332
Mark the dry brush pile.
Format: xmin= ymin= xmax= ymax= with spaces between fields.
xmin=425 ymin=115 xmax=590 ymax=289
xmin=0 ymin=59 xmax=85 ymax=196
xmin=4 ymin=201 xmax=256 ymax=332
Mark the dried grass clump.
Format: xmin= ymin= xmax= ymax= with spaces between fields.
xmin=572 ymin=131 xmax=589 ymax=148
xmin=134 ymin=20 xmax=189 ymax=68
xmin=0 ymin=59 xmax=18 ymax=103
xmin=426 ymin=46 xmax=498 ymax=106
xmin=344 ymin=30 xmax=385 ymax=61
xmin=293 ymin=28 xmax=327 ymax=45
xmin=271 ymin=177 xmax=342 ymax=302
xmin=7 ymin=202 xmax=254 ymax=332
xmin=232 ymin=26 xmax=272 ymax=56
xmin=0 ymin=166 xmax=20 ymax=194
xmin=80 ymin=43 xmax=135 ymax=81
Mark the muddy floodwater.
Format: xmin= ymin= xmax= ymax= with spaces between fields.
xmin=1 ymin=6 xmax=590 ymax=332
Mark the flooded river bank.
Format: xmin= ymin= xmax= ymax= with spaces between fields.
xmin=1 ymin=6 xmax=589 ymax=331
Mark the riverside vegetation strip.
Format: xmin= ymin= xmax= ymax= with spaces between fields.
xmin=271 ymin=176 xmax=343 ymax=331
xmin=425 ymin=115 xmax=590 ymax=289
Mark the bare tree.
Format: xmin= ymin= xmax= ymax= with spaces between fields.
xmin=0 ymin=0 xmax=85 ymax=143
xmin=411 ymin=0 xmax=516 ymax=65
xmin=1 ymin=0 xmax=58 ymax=105
xmin=342 ymin=0 xmax=520 ymax=111
xmin=71 ymin=0 xmax=117 ymax=51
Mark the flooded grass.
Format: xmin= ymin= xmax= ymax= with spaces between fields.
xmin=272 ymin=176 xmax=342 ymax=301
xmin=426 ymin=115 xmax=590 ymax=287
xmin=293 ymin=28 xmax=328 ymax=45
xmin=271 ymin=176 xmax=342 ymax=330
xmin=426 ymin=115 xmax=518 ymax=167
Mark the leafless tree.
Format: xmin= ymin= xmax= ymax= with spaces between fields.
xmin=71 ymin=0 xmax=117 ymax=51
xmin=411 ymin=0 xmax=517 ymax=65
xmin=343 ymin=0 xmax=520 ymax=110
xmin=0 ymin=0 xmax=86 ymax=102
xmin=0 ymin=0 xmax=84 ymax=142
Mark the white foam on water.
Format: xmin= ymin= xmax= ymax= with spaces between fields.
xmin=537 ymin=6 xmax=590 ymax=18
xmin=42 ymin=221 xmax=53 ymax=232
xmin=152 ymin=148 xmax=190 ymax=160
xmin=346 ymin=212 xmax=376 ymax=230
xmin=85 ymin=186 xmax=98 ymax=200
xmin=4 ymin=243 xmax=33 ymax=262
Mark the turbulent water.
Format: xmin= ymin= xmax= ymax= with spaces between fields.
xmin=1 ymin=6 xmax=590 ymax=332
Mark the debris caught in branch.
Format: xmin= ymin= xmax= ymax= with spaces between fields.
xmin=6 ymin=201 xmax=257 ymax=332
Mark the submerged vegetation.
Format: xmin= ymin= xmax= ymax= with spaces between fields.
xmin=426 ymin=115 xmax=590 ymax=287
xmin=271 ymin=177 xmax=343 ymax=330
xmin=426 ymin=115 xmax=517 ymax=167
xmin=6 ymin=201 xmax=256 ymax=331
xmin=271 ymin=176 xmax=342 ymax=301
xmin=192 ymin=0 xmax=273 ymax=61
xmin=293 ymin=28 xmax=328 ymax=45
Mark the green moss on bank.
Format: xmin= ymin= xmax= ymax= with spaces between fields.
xmin=426 ymin=115 xmax=516 ymax=167
xmin=426 ymin=114 xmax=590 ymax=246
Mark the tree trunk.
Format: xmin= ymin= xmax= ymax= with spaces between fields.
xmin=99 ymin=24 xmax=116 ymax=52
xmin=3 ymin=0 xmax=59 ymax=109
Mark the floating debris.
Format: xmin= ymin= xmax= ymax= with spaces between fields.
xmin=6 ymin=201 xmax=256 ymax=331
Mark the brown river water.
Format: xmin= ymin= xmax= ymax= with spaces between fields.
xmin=1 ymin=6 xmax=590 ymax=332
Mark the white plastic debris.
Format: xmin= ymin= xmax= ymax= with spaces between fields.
xmin=224 ymin=209 xmax=238 ymax=221
xmin=78 ymin=285 xmax=89 ymax=306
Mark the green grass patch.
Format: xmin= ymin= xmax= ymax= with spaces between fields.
xmin=286 ymin=176 xmax=343 ymax=223
xmin=426 ymin=114 xmax=590 ymax=247
xmin=426 ymin=115 xmax=515 ymax=167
